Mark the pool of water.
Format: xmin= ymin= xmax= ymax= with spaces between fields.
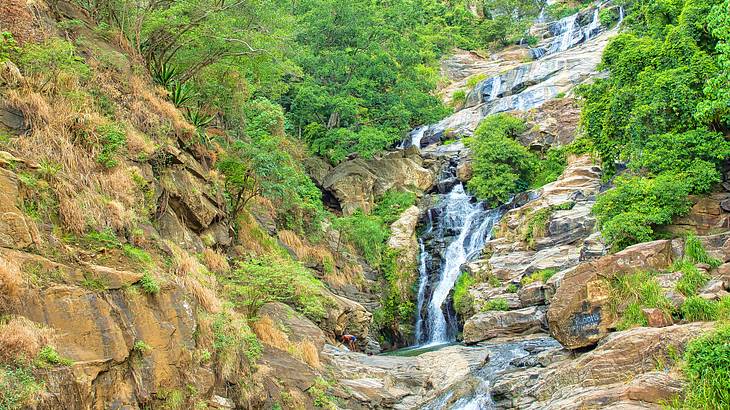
xmin=380 ymin=341 xmax=459 ymax=357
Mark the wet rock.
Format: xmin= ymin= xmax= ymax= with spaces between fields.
xmin=456 ymin=159 xmax=473 ymax=182
xmin=547 ymin=240 xmax=675 ymax=349
xmin=437 ymin=176 xmax=460 ymax=194
xmin=580 ymin=232 xmax=607 ymax=260
xmin=463 ymin=306 xmax=547 ymax=344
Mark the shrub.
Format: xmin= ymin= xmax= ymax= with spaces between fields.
xmin=139 ymin=272 xmax=160 ymax=294
xmin=681 ymin=324 xmax=730 ymax=409
xmin=133 ymin=340 xmax=152 ymax=353
xmin=453 ymin=272 xmax=474 ymax=316
xmin=0 ymin=32 xmax=19 ymax=62
xmin=466 ymin=114 xmax=536 ymax=207
xmin=521 ymin=268 xmax=557 ymax=286
xmin=16 ymin=38 xmax=90 ymax=84
xmin=593 ymin=174 xmax=693 ymax=251
xmin=482 ymin=298 xmax=509 ymax=311
xmin=334 ymin=211 xmax=390 ymax=266
xmin=451 ymin=90 xmax=467 ymax=108
xmin=681 ymin=296 xmax=719 ymax=322
xmin=36 ymin=345 xmax=72 ymax=366
xmin=0 ymin=365 xmax=42 ymax=410
xmin=96 ymin=123 xmax=127 ymax=168
xmin=506 ymin=283 xmax=518 ymax=293
xmin=372 ymin=190 xmax=416 ymax=225
xmin=211 ymin=311 xmax=262 ymax=377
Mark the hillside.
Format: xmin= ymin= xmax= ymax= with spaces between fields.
xmin=0 ymin=0 xmax=729 ymax=409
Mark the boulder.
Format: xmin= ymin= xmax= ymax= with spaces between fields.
xmin=321 ymin=152 xmax=434 ymax=215
xmin=463 ymin=306 xmax=547 ymax=344
xmin=160 ymin=168 xmax=225 ymax=231
xmin=527 ymin=323 xmax=714 ymax=409
xmin=547 ymin=240 xmax=674 ymax=349
xmin=641 ymin=308 xmax=672 ymax=328
xmin=519 ymin=282 xmax=545 ymax=307
xmin=387 ymin=205 xmax=421 ymax=268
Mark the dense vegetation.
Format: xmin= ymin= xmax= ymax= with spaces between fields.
xmin=581 ymin=0 xmax=730 ymax=250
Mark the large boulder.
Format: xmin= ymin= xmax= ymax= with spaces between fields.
xmin=321 ymin=151 xmax=434 ymax=215
xmin=387 ymin=205 xmax=421 ymax=268
xmin=463 ymin=306 xmax=547 ymax=344
xmin=547 ymin=240 xmax=676 ymax=349
xmin=525 ymin=323 xmax=715 ymax=409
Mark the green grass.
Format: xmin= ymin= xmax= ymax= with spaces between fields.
xmin=139 ymin=272 xmax=160 ymax=294
xmin=680 ymin=324 xmax=730 ymax=409
xmin=133 ymin=340 xmax=152 ymax=353
xmin=466 ymin=73 xmax=488 ymax=89
xmin=684 ymin=234 xmax=722 ymax=268
xmin=610 ymin=271 xmax=672 ymax=330
xmin=675 ymin=260 xmax=710 ymax=297
xmin=81 ymin=273 xmax=108 ymax=291
xmin=482 ymin=298 xmax=509 ymax=312
xmin=122 ymin=244 xmax=153 ymax=266
xmin=521 ymin=268 xmax=557 ymax=286
xmin=681 ymin=296 xmax=720 ymax=322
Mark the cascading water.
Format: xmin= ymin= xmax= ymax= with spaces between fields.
xmin=413 ymin=182 xmax=505 ymax=345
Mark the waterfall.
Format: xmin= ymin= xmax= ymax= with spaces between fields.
xmin=413 ymin=213 xmax=433 ymax=344
xmin=400 ymin=125 xmax=427 ymax=149
xmin=420 ymin=184 xmax=503 ymax=345
xmin=583 ymin=8 xmax=600 ymax=41
xmin=618 ymin=6 xmax=624 ymax=24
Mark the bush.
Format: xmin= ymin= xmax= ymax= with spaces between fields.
xmin=521 ymin=268 xmax=557 ymax=286
xmin=372 ymin=190 xmax=416 ymax=225
xmin=0 ymin=366 xmax=42 ymax=410
xmin=335 ymin=211 xmax=390 ymax=266
xmin=211 ymin=311 xmax=262 ymax=377
xmin=681 ymin=324 xmax=730 ymax=409
xmin=16 ymin=38 xmax=90 ymax=84
xmin=451 ymin=90 xmax=466 ymax=108
xmin=223 ymin=257 xmax=330 ymax=322
xmin=95 ymin=123 xmax=127 ymax=169
xmin=466 ymin=114 xmax=536 ymax=207
xmin=453 ymin=272 xmax=475 ymax=316
xmin=593 ymin=174 xmax=693 ymax=251
xmin=0 ymin=32 xmax=19 ymax=62
xmin=36 ymin=345 xmax=72 ymax=366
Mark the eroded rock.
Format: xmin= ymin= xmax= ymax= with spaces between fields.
xmin=463 ymin=306 xmax=547 ymax=344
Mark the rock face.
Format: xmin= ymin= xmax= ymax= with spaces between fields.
xmin=387 ymin=205 xmax=420 ymax=267
xmin=463 ymin=306 xmax=547 ymax=344
xmin=320 ymin=150 xmax=434 ymax=215
xmin=0 ymin=167 xmax=39 ymax=249
xmin=519 ymin=323 xmax=715 ymax=409
xmin=547 ymin=240 xmax=675 ymax=349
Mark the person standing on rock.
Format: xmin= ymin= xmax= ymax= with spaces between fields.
xmin=341 ymin=334 xmax=357 ymax=351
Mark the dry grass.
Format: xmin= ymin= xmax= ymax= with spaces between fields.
xmin=0 ymin=316 xmax=52 ymax=365
xmin=251 ymin=315 xmax=290 ymax=351
xmin=201 ymin=248 xmax=230 ymax=274
xmin=293 ymin=341 xmax=321 ymax=369
xmin=4 ymin=88 xmax=52 ymax=130
xmin=278 ymin=230 xmax=307 ymax=260
xmin=126 ymin=127 xmax=156 ymax=157
xmin=0 ymin=257 xmax=22 ymax=313
xmin=129 ymin=76 xmax=194 ymax=139
xmin=178 ymin=274 xmax=221 ymax=313
xmin=0 ymin=0 xmax=49 ymax=45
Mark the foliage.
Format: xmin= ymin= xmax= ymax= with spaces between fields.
xmin=95 ymin=122 xmax=127 ymax=169
xmin=592 ymin=174 xmax=693 ymax=251
xmin=684 ymin=234 xmax=722 ymax=268
xmin=139 ymin=272 xmax=160 ymax=294
xmin=482 ymin=298 xmax=509 ymax=311
xmin=133 ymin=340 xmax=152 ymax=353
xmin=609 ymin=271 xmax=672 ymax=330
xmin=222 ymin=256 xmax=330 ymax=322
xmin=36 ymin=346 xmax=73 ymax=367
xmin=335 ymin=211 xmax=390 ymax=267
xmin=123 ymin=244 xmax=153 ymax=266
xmin=210 ymin=310 xmax=262 ymax=373
xmin=453 ymin=272 xmax=475 ymax=317
xmin=521 ymin=269 xmax=557 ymax=286
xmin=451 ymin=90 xmax=467 ymax=108
xmin=0 ymin=365 xmax=42 ymax=410
xmin=681 ymin=324 xmax=730 ymax=409
xmin=372 ymin=190 xmax=417 ymax=225
xmin=506 ymin=283 xmax=518 ymax=293
xmin=580 ymin=0 xmax=730 ymax=249
xmin=466 ymin=114 xmax=535 ymax=206
xmin=0 ymin=32 xmax=19 ymax=62
xmin=16 ymin=38 xmax=90 ymax=86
